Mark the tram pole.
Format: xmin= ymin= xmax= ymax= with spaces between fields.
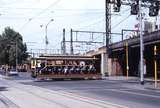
xmin=154 ymin=45 xmax=157 ymax=88
xmin=139 ymin=0 xmax=144 ymax=85
xmin=70 ymin=29 xmax=74 ymax=55
xmin=16 ymin=38 xmax=18 ymax=72
xmin=126 ymin=42 xmax=129 ymax=79
xmin=105 ymin=0 xmax=111 ymax=76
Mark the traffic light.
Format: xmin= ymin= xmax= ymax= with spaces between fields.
xmin=113 ymin=0 xmax=121 ymax=12
xmin=107 ymin=0 xmax=111 ymax=3
xmin=149 ymin=1 xmax=159 ymax=16
xmin=131 ymin=0 xmax=139 ymax=15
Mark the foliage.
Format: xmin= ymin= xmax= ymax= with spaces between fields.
xmin=0 ymin=27 xmax=28 ymax=66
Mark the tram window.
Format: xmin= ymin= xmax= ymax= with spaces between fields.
xmin=56 ymin=60 xmax=63 ymax=65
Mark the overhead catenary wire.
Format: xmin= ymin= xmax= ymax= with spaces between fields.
xmin=0 ymin=7 xmax=105 ymax=12
xmin=111 ymin=6 xmax=132 ymax=30
xmin=112 ymin=14 xmax=131 ymax=30
xmin=77 ymin=17 xmax=105 ymax=29
xmin=111 ymin=4 xmax=149 ymax=31
xmin=76 ymin=6 xmax=131 ymax=30
xmin=18 ymin=0 xmax=61 ymax=31
xmin=29 ymin=0 xmax=61 ymax=21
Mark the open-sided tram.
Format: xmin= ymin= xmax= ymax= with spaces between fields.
xmin=31 ymin=55 xmax=101 ymax=80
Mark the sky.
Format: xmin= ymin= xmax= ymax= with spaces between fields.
xmin=0 ymin=0 xmax=158 ymax=54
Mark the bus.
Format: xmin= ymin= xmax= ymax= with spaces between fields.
xmin=31 ymin=54 xmax=101 ymax=80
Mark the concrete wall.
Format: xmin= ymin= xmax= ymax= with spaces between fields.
xmin=101 ymin=53 xmax=107 ymax=76
xmin=110 ymin=58 xmax=123 ymax=76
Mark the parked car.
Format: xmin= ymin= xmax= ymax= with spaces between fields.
xmin=8 ymin=69 xmax=18 ymax=76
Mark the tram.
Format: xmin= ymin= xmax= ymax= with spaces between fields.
xmin=31 ymin=54 xmax=101 ymax=80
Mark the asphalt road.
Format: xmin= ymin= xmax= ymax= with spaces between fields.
xmin=4 ymin=72 xmax=160 ymax=108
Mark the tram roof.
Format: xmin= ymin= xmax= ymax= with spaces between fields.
xmin=32 ymin=54 xmax=98 ymax=60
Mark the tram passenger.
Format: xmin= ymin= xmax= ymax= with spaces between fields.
xmin=91 ymin=66 xmax=96 ymax=74
xmin=81 ymin=65 xmax=87 ymax=74
xmin=88 ymin=64 xmax=96 ymax=74
xmin=47 ymin=66 xmax=52 ymax=74
xmin=57 ymin=66 xmax=63 ymax=74
xmin=75 ymin=66 xmax=80 ymax=74
xmin=52 ymin=66 xmax=57 ymax=74
xmin=88 ymin=64 xmax=92 ymax=73
xmin=63 ymin=66 xmax=68 ymax=75
xmin=69 ymin=66 xmax=75 ymax=74
xmin=37 ymin=62 xmax=41 ymax=72
xmin=37 ymin=62 xmax=45 ymax=74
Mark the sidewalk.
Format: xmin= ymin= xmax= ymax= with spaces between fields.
xmin=0 ymin=76 xmax=128 ymax=108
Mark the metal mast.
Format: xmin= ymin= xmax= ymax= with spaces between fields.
xmin=139 ymin=0 xmax=144 ymax=85
xmin=105 ymin=0 xmax=111 ymax=74
xmin=62 ymin=28 xmax=66 ymax=54
xmin=70 ymin=29 xmax=74 ymax=54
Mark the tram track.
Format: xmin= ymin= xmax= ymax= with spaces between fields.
xmin=0 ymin=93 xmax=20 ymax=108
xmin=16 ymin=84 xmax=128 ymax=108
xmin=3 ymin=80 xmax=128 ymax=108
xmin=43 ymin=89 xmax=128 ymax=108
xmin=3 ymin=84 xmax=70 ymax=108
xmin=13 ymin=87 xmax=113 ymax=108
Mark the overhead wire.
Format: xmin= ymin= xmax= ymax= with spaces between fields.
xmin=77 ymin=17 xmax=105 ymax=30
xmin=28 ymin=0 xmax=61 ymax=20
xmin=18 ymin=0 xmax=61 ymax=31
xmin=111 ymin=4 xmax=149 ymax=30
xmin=0 ymin=7 xmax=104 ymax=11
xmin=111 ymin=6 xmax=131 ymax=30
xmin=77 ymin=6 xmax=131 ymax=30
xmin=112 ymin=14 xmax=131 ymax=30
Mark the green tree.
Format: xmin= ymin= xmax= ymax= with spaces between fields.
xmin=0 ymin=27 xmax=28 ymax=66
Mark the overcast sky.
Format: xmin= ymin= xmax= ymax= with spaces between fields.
xmin=0 ymin=0 xmax=157 ymax=53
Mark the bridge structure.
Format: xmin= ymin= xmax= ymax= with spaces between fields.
xmin=89 ymin=30 xmax=160 ymax=77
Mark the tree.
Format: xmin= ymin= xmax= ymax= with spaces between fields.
xmin=0 ymin=27 xmax=28 ymax=66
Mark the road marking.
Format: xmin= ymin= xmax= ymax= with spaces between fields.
xmin=55 ymin=91 xmax=129 ymax=108
xmin=106 ymin=89 xmax=160 ymax=99
xmin=2 ymin=80 xmax=129 ymax=108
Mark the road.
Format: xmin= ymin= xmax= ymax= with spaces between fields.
xmin=2 ymin=72 xmax=160 ymax=108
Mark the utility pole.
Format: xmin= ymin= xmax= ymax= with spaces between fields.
xmin=62 ymin=28 xmax=66 ymax=54
xmin=139 ymin=0 xmax=144 ymax=85
xmin=105 ymin=0 xmax=111 ymax=75
xmin=70 ymin=29 xmax=74 ymax=54
xmin=16 ymin=38 xmax=18 ymax=72
xmin=154 ymin=45 xmax=157 ymax=88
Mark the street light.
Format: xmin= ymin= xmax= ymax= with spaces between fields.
xmin=41 ymin=19 xmax=54 ymax=54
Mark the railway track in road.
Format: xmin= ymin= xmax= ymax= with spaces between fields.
xmin=0 ymin=93 xmax=20 ymax=108
xmin=1 ymin=79 xmax=128 ymax=108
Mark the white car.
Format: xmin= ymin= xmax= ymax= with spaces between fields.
xmin=8 ymin=69 xmax=18 ymax=76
